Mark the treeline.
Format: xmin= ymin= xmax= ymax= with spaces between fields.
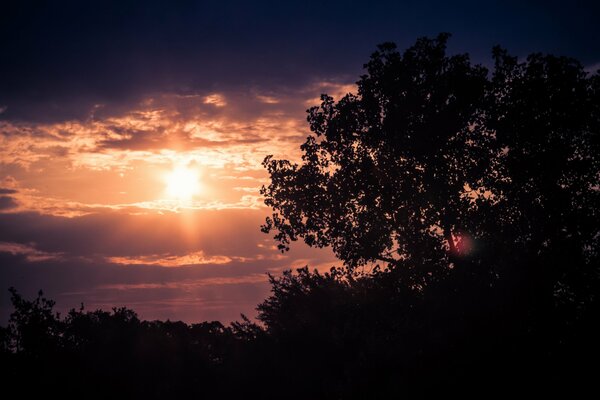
xmin=1 ymin=287 xmax=263 ymax=398
xmin=1 ymin=263 xmax=598 ymax=398
xmin=2 ymin=34 xmax=599 ymax=398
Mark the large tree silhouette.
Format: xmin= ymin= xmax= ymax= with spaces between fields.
xmin=261 ymin=34 xmax=600 ymax=392
xmin=261 ymin=33 xmax=599 ymax=289
xmin=262 ymin=34 xmax=494 ymax=285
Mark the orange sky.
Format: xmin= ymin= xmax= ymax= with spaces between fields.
xmin=0 ymin=82 xmax=356 ymax=322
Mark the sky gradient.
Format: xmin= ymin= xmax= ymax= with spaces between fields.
xmin=2 ymin=0 xmax=600 ymax=322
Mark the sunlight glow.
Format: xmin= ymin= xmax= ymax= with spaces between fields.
xmin=165 ymin=166 xmax=201 ymax=200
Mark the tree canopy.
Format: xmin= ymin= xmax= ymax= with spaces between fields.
xmin=260 ymin=36 xmax=600 ymax=390
xmin=262 ymin=33 xmax=599 ymax=288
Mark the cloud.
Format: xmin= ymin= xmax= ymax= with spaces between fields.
xmin=0 ymin=208 xmax=336 ymax=323
xmin=0 ymin=251 xmax=272 ymax=323
xmin=0 ymin=80 xmax=364 ymax=223
xmin=1 ymin=0 xmax=378 ymax=123
xmin=255 ymin=94 xmax=280 ymax=104
xmin=0 ymin=241 xmax=62 ymax=262
xmin=0 ymin=75 xmax=359 ymax=323
xmin=0 ymin=74 xmax=358 ymax=322
xmin=203 ymin=94 xmax=227 ymax=107
xmin=0 ymin=86 xmax=320 ymax=169
xmin=585 ymin=62 xmax=600 ymax=74
xmin=108 ymin=251 xmax=234 ymax=267
xmin=0 ymin=196 xmax=17 ymax=210
xmin=3 ymin=1 xmax=600 ymax=123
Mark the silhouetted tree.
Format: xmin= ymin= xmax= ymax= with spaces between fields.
xmin=487 ymin=47 xmax=599 ymax=299
xmin=261 ymin=32 xmax=599 ymax=280
xmin=3 ymin=287 xmax=63 ymax=356
xmin=484 ymin=48 xmax=600 ymax=381
xmin=261 ymin=33 xmax=600 ymax=393
xmin=262 ymin=34 xmax=494 ymax=286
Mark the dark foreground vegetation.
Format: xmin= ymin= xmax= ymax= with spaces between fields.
xmin=2 ymin=34 xmax=599 ymax=398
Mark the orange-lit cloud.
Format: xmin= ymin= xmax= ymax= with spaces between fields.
xmin=203 ymin=94 xmax=227 ymax=107
xmin=0 ymin=241 xmax=62 ymax=262
xmin=0 ymin=82 xmax=352 ymax=322
xmin=108 ymin=251 xmax=233 ymax=267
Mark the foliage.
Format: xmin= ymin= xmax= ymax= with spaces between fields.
xmin=261 ymin=33 xmax=599 ymax=287
xmin=0 ymin=288 xmax=263 ymax=398
xmin=262 ymin=34 xmax=494 ymax=281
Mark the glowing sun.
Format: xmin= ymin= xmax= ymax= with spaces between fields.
xmin=165 ymin=166 xmax=200 ymax=200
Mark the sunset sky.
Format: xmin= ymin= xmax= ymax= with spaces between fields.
xmin=2 ymin=0 xmax=599 ymax=322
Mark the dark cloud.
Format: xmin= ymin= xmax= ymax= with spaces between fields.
xmin=0 ymin=209 xmax=273 ymax=257
xmin=2 ymin=0 xmax=599 ymax=122
xmin=0 ymin=221 xmax=332 ymax=323
xmin=0 ymin=252 xmax=273 ymax=323
xmin=0 ymin=208 xmax=336 ymax=322
xmin=0 ymin=196 xmax=18 ymax=210
xmin=98 ymin=128 xmax=171 ymax=151
xmin=97 ymin=125 xmax=270 ymax=152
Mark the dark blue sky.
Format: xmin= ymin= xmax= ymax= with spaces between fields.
xmin=2 ymin=0 xmax=599 ymax=122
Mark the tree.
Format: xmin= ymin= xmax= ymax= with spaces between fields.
xmin=262 ymin=33 xmax=599 ymax=284
xmin=486 ymin=47 xmax=600 ymax=350
xmin=261 ymin=34 xmax=600 ymax=383
xmin=262 ymin=33 xmax=493 ymax=283
xmin=3 ymin=287 xmax=63 ymax=356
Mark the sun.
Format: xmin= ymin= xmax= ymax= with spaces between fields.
xmin=165 ymin=166 xmax=200 ymax=200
